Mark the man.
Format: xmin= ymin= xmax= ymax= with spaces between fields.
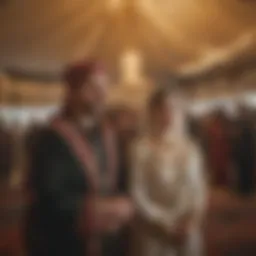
xmin=25 ymin=61 xmax=134 ymax=256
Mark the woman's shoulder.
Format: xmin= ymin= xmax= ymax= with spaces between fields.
xmin=186 ymin=137 xmax=200 ymax=151
xmin=133 ymin=134 xmax=151 ymax=148
xmin=176 ymin=136 xmax=202 ymax=160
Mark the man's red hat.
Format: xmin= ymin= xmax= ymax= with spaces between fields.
xmin=64 ymin=60 xmax=105 ymax=89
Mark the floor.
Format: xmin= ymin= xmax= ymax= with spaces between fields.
xmin=1 ymin=187 xmax=256 ymax=256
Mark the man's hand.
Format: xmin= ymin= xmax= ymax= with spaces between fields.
xmin=98 ymin=197 xmax=134 ymax=233
xmin=81 ymin=196 xmax=134 ymax=234
xmin=114 ymin=197 xmax=134 ymax=222
xmin=116 ymin=197 xmax=134 ymax=219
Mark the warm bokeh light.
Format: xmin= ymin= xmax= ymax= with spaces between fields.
xmin=0 ymin=0 xmax=255 ymax=76
xmin=120 ymin=50 xmax=143 ymax=85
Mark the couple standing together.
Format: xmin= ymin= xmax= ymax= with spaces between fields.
xmin=26 ymin=61 xmax=207 ymax=256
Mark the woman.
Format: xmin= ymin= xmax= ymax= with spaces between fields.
xmin=131 ymin=87 xmax=207 ymax=256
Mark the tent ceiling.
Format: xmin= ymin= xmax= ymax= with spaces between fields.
xmin=0 ymin=0 xmax=255 ymax=79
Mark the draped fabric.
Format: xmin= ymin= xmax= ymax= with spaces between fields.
xmin=131 ymin=132 xmax=206 ymax=256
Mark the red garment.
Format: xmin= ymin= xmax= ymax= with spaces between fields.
xmin=208 ymin=122 xmax=231 ymax=186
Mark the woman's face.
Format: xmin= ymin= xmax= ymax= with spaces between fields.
xmin=151 ymin=97 xmax=173 ymax=129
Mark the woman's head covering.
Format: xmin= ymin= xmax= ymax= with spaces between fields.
xmin=144 ymin=86 xmax=188 ymax=138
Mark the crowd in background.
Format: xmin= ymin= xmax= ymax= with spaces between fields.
xmin=188 ymin=105 xmax=256 ymax=196
xmin=0 ymin=123 xmax=15 ymax=182
xmin=0 ymin=102 xmax=256 ymax=256
xmin=1 ymin=103 xmax=256 ymax=196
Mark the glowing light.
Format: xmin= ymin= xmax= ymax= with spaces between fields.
xmin=120 ymin=50 xmax=143 ymax=85
xmin=107 ymin=0 xmax=124 ymax=12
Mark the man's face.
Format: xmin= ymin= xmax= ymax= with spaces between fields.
xmin=77 ymin=72 xmax=109 ymax=115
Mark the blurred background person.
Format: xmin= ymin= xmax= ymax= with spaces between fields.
xmin=232 ymin=105 xmax=256 ymax=196
xmin=206 ymin=110 xmax=232 ymax=188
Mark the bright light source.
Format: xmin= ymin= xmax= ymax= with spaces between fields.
xmin=120 ymin=50 xmax=143 ymax=84
xmin=107 ymin=0 xmax=124 ymax=12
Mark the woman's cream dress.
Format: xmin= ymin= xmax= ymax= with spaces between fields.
xmin=131 ymin=133 xmax=207 ymax=256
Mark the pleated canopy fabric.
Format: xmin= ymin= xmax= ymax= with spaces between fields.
xmin=0 ymin=0 xmax=255 ymax=79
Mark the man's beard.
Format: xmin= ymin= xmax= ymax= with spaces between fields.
xmin=81 ymin=102 xmax=104 ymax=118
